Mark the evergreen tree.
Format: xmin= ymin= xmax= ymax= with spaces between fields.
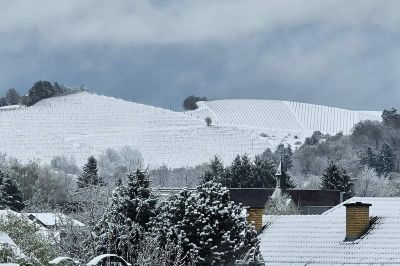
xmin=281 ymin=171 xmax=296 ymax=190
xmin=284 ymin=145 xmax=294 ymax=171
xmin=95 ymin=169 xmax=157 ymax=262
xmin=151 ymin=182 xmax=259 ymax=265
xmin=203 ymin=156 xmax=225 ymax=183
xmin=360 ymin=147 xmax=377 ymax=169
xmin=228 ymin=154 xmax=252 ymax=188
xmin=377 ymin=143 xmax=396 ymax=176
xmin=321 ymin=162 xmax=353 ymax=200
xmin=252 ymin=156 xmax=275 ymax=188
xmin=0 ymin=169 xmax=24 ymax=211
xmin=95 ymin=186 xmax=143 ymax=262
xmin=77 ymin=156 xmax=103 ymax=188
xmin=274 ymin=144 xmax=293 ymax=172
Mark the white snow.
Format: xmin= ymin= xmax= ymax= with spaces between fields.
xmin=259 ymin=197 xmax=400 ymax=265
xmin=26 ymin=213 xmax=84 ymax=227
xmin=86 ymin=254 xmax=131 ymax=266
xmin=0 ymin=93 xmax=381 ymax=167
xmin=190 ymin=99 xmax=381 ymax=135
xmin=0 ymin=232 xmax=25 ymax=259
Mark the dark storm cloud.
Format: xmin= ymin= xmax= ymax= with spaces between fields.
xmin=1 ymin=0 xmax=400 ymax=110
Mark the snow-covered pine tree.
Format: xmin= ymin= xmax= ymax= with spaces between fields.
xmin=2 ymin=174 xmax=24 ymax=211
xmin=95 ymin=169 xmax=157 ymax=262
xmin=151 ymin=181 xmax=259 ymax=265
xmin=203 ymin=156 xmax=225 ymax=183
xmin=150 ymin=189 xmax=191 ymax=249
xmin=77 ymin=156 xmax=104 ymax=188
xmin=321 ymin=161 xmax=354 ymax=200
xmin=124 ymin=169 xmax=158 ymax=230
xmin=0 ymin=169 xmax=24 ymax=211
xmin=95 ymin=185 xmax=142 ymax=262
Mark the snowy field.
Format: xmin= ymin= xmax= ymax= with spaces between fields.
xmin=0 ymin=92 xmax=381 ymax=168
xmin=188 ymin=99 xmax=381 ymax=135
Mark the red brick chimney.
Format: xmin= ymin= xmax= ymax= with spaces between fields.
xmin=344 ymin=202 xmax=372 ymax=241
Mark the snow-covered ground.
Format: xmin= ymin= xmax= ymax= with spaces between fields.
xmin=0 ymin=93 xmax=381 ymax=168
xmin=188 ymin=99 xmax=381 ymax=135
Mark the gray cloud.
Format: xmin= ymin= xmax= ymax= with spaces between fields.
xmin=0 ymin=0 xmax=400 ymax=110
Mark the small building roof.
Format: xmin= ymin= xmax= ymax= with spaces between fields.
xmin=259 ymin=197 xmax=400 ymax=265
xmin=0 ymin=231 xmax=25 ymax=259
xmin=27 ymin=213 xmax=84 ymax=227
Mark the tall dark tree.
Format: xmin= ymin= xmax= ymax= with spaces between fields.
xmin=228 ymin=154 xmax=252 ymax=188
xmin=95 ymin=169 xmax=157 ymax=262
xmin=0 ymin=169 xmax=24 ymax=211
xmin=376 ymin=143 xmax=396 ymax=176
xmin=203 ymin=156 xmax=225 ymax=183
xmin=360 ymin=147 xmax=377 ymax=169
xmin=252 ymin=156 xmax=276 ymax=188
xmin=321 ymin=162 xmax=353 ymax=200
xmin=77 ymin=156 xmax=103 ymax=188
xmin=150 ymin=182 xmax=259 ymax=265
xmin=275 ymin=144 xmax=294 ymax=172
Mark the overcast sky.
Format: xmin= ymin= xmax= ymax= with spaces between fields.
xmin=1 ymin=0 xmax=400 ymax=111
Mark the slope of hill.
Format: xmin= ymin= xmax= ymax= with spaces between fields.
xmin=0 ymin=93 xmax=381 ymax=168
xmin=0 ymin=93 xmax=272 ymax=167
xmin=188 ymin=100 xmax=382 ymax=135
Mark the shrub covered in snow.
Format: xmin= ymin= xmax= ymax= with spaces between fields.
xmin=150 ymin=181 xmax=260 ymax=265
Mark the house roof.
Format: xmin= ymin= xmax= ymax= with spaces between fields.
xmin=229 ymin=188 xmax=341 ymax=209
xmin=259 ymin=197 xmax=400 ymax=265
xmin=0 ymin=232 xmax=25 ymax=258
xmin=27 ymin=213 xmax=84 ymax=227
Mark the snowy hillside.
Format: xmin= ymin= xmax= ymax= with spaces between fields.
xmin=0 ymin=93 xmax=271 ymax=167
xmin=188 ymin=99 xmax=381 ymax=135
xmin=0 ymin=93 xmax=381 ymax=168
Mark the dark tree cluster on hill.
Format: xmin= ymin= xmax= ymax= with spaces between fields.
xmin=203 ymin=154 xmax=294 ymax=188
xmin=183 ymin=95 xmax=208 ymax=110
xmin=25 ymin=81 xmax=83 ymax=106
xmin=0 ymin=88 xmax=21 ymax=107
xmin=360 ymin=144 xmax=396 ymax=176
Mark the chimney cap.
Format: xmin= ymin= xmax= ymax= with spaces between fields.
xmin=344 ymin=202 xmax=372 ymax=207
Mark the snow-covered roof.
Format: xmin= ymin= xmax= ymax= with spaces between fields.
xmin=27 ymin=213 xmax=84 ymax=227
xmin=0 ymin=232 xmax=25 ymax=259
xmin=259 ymin=197 xmax=400 ymax=265
xmin=86 ymin=254 xmax=131 ymax=266
xmin=48 ymin=256 xmax=79 ymax=265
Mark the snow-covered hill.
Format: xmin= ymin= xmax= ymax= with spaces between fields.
xmin=188 ymin=100 xmax=381 ymax=135
xmin=0 ymin=93 xmax=381 ymax=168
